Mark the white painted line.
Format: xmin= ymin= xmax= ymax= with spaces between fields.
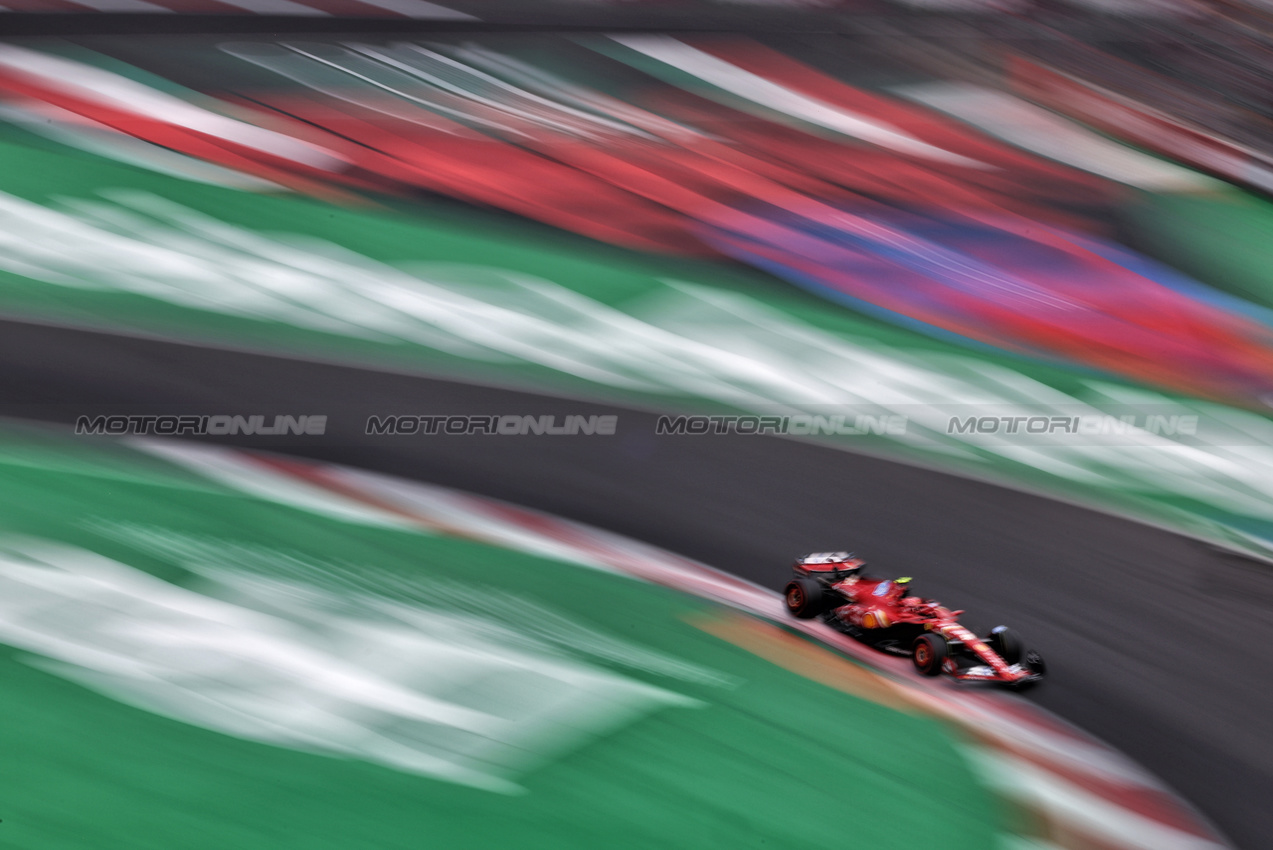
xmin=347 ymin=0 xmax=477 ymax=19
xmin=892 ymin=82 xmax=1221 ymax=193
xmin=608 ymin=35 xmax=989 ymax=169
xmin=59 ymin=0 xmax=173 ymax=10
xmin=204 ymin=0 xmax=328 ymax=15
xmin=968 ymin=748 xmax=1227 ymax=850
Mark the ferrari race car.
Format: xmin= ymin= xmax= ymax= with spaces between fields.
xmin=784 ymin=552 xmax=1046 ymax=688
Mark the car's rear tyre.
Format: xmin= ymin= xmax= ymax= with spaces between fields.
xmin=987 ymin=626 xmax=1022 ymax=665
xmin=784 ymin=578 xmax=828 ymax=619
xmin=912 ymin=634 xmax=948 ymax=676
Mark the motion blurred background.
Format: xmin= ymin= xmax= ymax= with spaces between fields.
xmin=0 ymin=2 xmax=1269 ymax=849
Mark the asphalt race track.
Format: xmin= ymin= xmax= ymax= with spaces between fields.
xmin=2 ymin=317 xmax=1269 ymax=849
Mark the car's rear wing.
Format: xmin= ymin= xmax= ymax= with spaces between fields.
xmin=792 ymin=551 xmax=866 ymax=581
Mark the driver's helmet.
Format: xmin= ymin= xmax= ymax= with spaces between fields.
xmin=894 ymin=577 xmax=913 ymax=597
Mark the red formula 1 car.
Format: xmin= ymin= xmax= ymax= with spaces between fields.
xmin=783 ymin=552 xmax=1046 ymax=688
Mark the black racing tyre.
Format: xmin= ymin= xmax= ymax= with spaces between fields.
xmin=1007 ymin=651 xmax=1047 ymax=691
xmin=784 ymin=578 xmax=828 ymax=619
xmin=912 ymin=633 xmax=948 ymax=676
xmin=987 ymin=626 xmax=1023 ymax=665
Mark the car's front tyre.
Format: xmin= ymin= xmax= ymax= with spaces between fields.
xmin=987 ymin=625 xmax=1023 ymax=665
xmin=912 ymin=633 xmax=948 ymax=676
